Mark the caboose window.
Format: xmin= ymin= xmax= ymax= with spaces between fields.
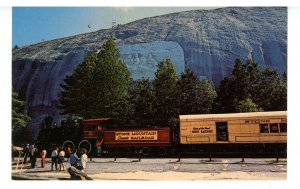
xmin=270 ymin=123 xmax=279 ymax=133
xmin=280 ymin=123 xmax=287 ymax=133
xmin=259 ymin=124 xmax=269 ymax=133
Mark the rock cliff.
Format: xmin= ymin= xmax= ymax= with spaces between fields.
xmin=12 ymin=7 xmax=287 ymax=137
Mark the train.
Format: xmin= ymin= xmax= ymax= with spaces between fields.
xmin=37 ymin=111 xmax=287 ymax=158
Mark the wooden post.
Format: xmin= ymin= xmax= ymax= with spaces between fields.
xmin=138 ymin=151 xmax=141 ymax=162
xmin=15 ymin=151 xmax=23 ymax=170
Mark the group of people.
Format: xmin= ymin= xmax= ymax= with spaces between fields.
xmin=23 ymin=144 xmax=88 ymax=173
xmin=23 ymin=144 xmax=40 ymax=169
xmin=51 ymin=146 xmax=88 ymax=172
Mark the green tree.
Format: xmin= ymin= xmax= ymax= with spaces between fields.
xmin=213 ymin=58 xmax=261 ymax=113
xmin=58 ymin=52 xmax=97 ymax=117
xmin=235 ymin=98 xmax=263 ymax=112
xmin=178 ymin=69 xmax=216 ymax=114
xmin=129 ymin=78 xmax=155 ymax=127
xmin=153 ymin=58 xmax=179 ymax=126
xmin=58 ymin=37 xmax=131 ymax=122
xmin=214 ymin=58 xmax=286 ymax=113
xmin=254 ymin=68 xmax=287 ymax=111
xmin=12 ymin=88 xmax=31 ymax=130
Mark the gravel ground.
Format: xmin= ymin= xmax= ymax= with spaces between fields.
xmin=11 ymin=158 xmax=287 ymax=180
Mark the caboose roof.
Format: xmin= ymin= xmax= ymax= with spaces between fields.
xmin=179 ymin=111 xmax=287 ymax=121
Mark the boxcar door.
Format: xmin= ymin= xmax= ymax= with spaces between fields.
xmin=216 ymin=122 xmax=228 ymax=141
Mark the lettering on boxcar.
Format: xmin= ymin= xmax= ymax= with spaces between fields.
xmin=245 ymin=120 xmax=270 ymax=124
xmin=115 ymin=131 xmax=158 ymax=141
xmin=192 ymin=127 xmax=213 ymax=134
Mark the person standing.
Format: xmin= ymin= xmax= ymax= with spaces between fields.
xmin=95 ymin=139 xmax=103 ymax=157
xmin=58 ymin=148 xmax=65 ymax=171
xmin=78 ymin=148 xmax=88 ymax=173
xmin=65 ymin=145 xmax=71 ymax=162
xmin=31 ymin=148 xmax=38 ymax=168
xmin=51 ymin=147 xmax=58 ymax=171
xmin=29 ymin=144 xmax=35 ymax=163
xmin=69 ymin=149 xmax=79 ymax=167
xmin=41 ymin=149 xmax=47 ymax=168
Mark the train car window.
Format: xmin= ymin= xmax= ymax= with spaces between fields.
xmin=259 ymin=124 xmax=269 ymax=133
xmin=270 ymin=123 xmax=279 ymax=133
xmin=280 ymin=123 xmax=287 ymax=133
xmin=216 ymin=122 xmax=228 ymax=141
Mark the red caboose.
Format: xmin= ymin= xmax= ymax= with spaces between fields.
xmin=82 ymin=118 xmax=173 ymax=156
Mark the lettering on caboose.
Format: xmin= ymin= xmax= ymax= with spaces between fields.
xmin=115 ymin=131 xmax=158 ymax=141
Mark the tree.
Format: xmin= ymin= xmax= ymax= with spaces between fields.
xmin=213 ymin=58 xmax=261 ymax=113
xmin=235 ymin=98 xmax=263 ymax=112
xmin=58 ymin=37 xmax=131 ymax=122
xmin=12 ymin=88 xmax=31 ymax=130
xmin=58 ymin=52 xmax=97 ymax=117
xmin=254 ymin=68 xmax=287 ymax=111
xmin=153 ymin=58 xmax=179 ymax=126
xmin=214 ymin=58 xmax=287 ymax=113
xmin=129 ymin=78 xmax=155 ymax=127
xmin=178 ymin=69 xmax=216 ymax=114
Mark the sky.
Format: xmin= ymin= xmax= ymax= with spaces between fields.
xmin=12 ymin=7 xmax=217 ymax=47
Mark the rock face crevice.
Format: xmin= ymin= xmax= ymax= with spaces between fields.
xmin=12 ymin=7 xmax=287 ymax=136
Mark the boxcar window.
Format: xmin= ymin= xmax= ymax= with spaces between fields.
xmin=259 ymin=124 xmax=269 ymax=133
xmin=280 ymin=123 xmax=287 ymax=133
xmin=270 ymin=123 xmax=279 ymax=133
xmin=216 ymin=122 xmax=228 ymax=141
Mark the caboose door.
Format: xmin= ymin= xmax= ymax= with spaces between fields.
xmin=216 ymin=122 xmax=228 ymax=141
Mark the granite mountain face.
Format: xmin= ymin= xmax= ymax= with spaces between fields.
xmin=12 ymin=7 xmax=287 ymax=136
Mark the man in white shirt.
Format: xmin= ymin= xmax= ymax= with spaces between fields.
xmin=79 ymin=148 xmax=88 ymax=173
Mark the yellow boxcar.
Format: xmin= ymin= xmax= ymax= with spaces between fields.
xmin=180 ymin=111 xmax=287 ymax=145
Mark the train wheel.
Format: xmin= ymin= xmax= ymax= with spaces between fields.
xmin=78 ymin=140 xmax=92 ymax=153
xmin=62 ymin=140 xmax=75 ymax=153
xmin=141 ymin=147 xmax=150 ymax=156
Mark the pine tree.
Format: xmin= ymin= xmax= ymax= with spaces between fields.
xmin=129 ymin=78 xmax=155 ymax=127
xmin=12 ymin=88 xmax=31 ymax=130
xmin=58 ymin=37 xmax=131 ymax=122
xmin=214 ymin=58 xmax=286 ymax=113
xmin=178 ymin=69 xmax=216 ymax=114
xmin=254 ymin=68 xmax=287 ymax=111
xmin=153 ymin=58 xmax=179 ymax=126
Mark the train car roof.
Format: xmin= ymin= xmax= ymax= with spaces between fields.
xmin=83 ymin=118 xmax=111 ymax=125
xmin=179 ymin=111 xmax=287 ymax=121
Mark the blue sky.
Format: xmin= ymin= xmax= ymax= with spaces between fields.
xmin=13 ymin=7 xmax=214 ymax=47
